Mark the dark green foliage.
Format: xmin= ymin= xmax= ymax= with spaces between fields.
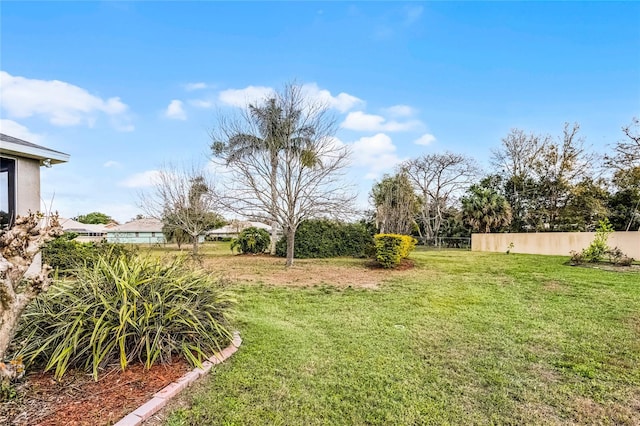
xmin=373 ymin=234 xmax=417 ymax=268
xmin=231 ymin=227 xmax=271 ymax=254
xmin=74 ymin=212 xmax=114 ymax=225
xmin=275 ymin=219 xmax=374 ymax=258
xmin=16 ymin=255 xmax=234 ymax=380
xmin=42 ymin=233 xmax=136 ymax=274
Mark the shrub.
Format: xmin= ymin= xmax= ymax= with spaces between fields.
xmin=16 ymin=254 xmax=234 ymax=380
xmin=231 ymin=227 xmax=271 ymax=254
xmin=374 ymin=234 xmax=417 ymax=268
xmin=275 ymin=219 xmax=374 ymax=258
xmin=580 ymin=218 xmax=614 ymax=263
xmin=42 ymin=233 xmax=136 ymax=274
xmin=607 ymin=247 xmax=634 ymax=266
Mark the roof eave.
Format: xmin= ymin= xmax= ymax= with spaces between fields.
xmin=1 ymin=140 xmax=70 ymax=164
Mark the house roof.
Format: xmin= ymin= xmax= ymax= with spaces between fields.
xmin=208 ymin=221 xmax=272 ymax=234
xmin=0 ymin=133 xmax=70 ymax=164
xmin=109 ymin=218 xmax=164 ymax=233
xmin=59 ymin=217 xmax=109 ymax=233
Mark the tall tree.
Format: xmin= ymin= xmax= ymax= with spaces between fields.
xmin=491 ymin=129 xmax=547 ymax=231
xmin=74 ymin=212 xmax=116 ymax=225
xmin=141 ymin=164 xmax=224 ymax=254
xmin=212 ymin=84 xmax=354 ymax=267
xmin=461 ymin=186 xmax=512 ymax=233
xmin=401 ymin=152 xmax=479 ymax=244
xmin=605 ymin=118 xmax=640 ymax=231
xmin=370 ymin=172 xmax=419 ymax=235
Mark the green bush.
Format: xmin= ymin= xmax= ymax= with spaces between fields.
xmin=581 ymin=218 xmax=614 ymax=263
xmin=374 ymin=234 xmax=417 ymax=268
xmin=16 ymin=254 xmax=234 ymax=380
xmin=275 ymin=219 xmax=374 ymax=258
xmin=231 ymin=227 xmax=271 ymax=254
xmin=42 ymin=233 xmax=136 ymax=274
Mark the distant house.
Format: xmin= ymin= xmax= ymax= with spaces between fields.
xmin=1 ymin=133 xmax=69 ymax=228
xmin=106 ymin=218 xmax=166 ymax=244
xmin=58 ymin=217 xmax=111 ymax=242
xmin=207 ymin=220 xmax=272 ymax=239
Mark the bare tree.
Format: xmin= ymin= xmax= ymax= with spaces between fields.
xmin=605 ymin=117 xmax=640 ymax=171
xmin=212 ymin=84 xmax=354 ymax=267
xmin=140 ymin=164 xmax=223 ymax=254
xmin=0 ymin=213 xmax=62 ymax=368
xmin=401 ymin=152 xmax=479 ymax=244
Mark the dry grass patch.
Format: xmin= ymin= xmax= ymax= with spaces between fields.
xmin=200 ymin=254 xmax=416 ymax=288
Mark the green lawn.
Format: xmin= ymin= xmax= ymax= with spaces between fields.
xmin=162 ymin=249 xmax=639 ymax=425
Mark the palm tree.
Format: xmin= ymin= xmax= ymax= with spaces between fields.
xmin=461 ymin=186 xmax=513 ymax=233
xmin=212 ymin=89 xmax=320 ymax=255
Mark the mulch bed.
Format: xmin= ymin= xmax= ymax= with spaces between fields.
xmin=0 ymin=360 xmax=190 ymax=426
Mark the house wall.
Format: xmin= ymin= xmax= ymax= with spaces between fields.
xmin=107 ymin=232 xmax=166 ymax=244
xmin=472 ymin=232 xmax=640 ymax=259
xmin=16 ymin=157 xmax=41 ymax=215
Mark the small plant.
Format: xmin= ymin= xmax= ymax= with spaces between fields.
xmin=581 ymin=218 xmax=614 ymax=263
xmin=569 ymin=250 xmax=584 ymax=265
xmin=16 ymin=254 xmax=234 ymax=380
xmin=506 ymin=242 xmax=514 ymax=254
xmin=607 ymin=247 xmax=634 ymax=266
xmin=231 ymin=227 xmax=271 ymax=254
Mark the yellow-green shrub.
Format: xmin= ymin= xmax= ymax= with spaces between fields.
xmin=374 ymin=234 xmax=417 ymax=268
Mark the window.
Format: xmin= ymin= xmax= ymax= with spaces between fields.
xmin=1 ymin=157 xmax=16 ymax=228
xmin=151 ymin=232 xmax=156 ymax=237
xmin=135 ymin=232 xmax=139 ymax=238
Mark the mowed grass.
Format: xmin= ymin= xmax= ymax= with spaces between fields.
xmin=160 ymin=245 xmax=639 ymax=425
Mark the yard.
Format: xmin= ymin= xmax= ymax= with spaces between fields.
xmin=140 ymin=244 xmax=640 ymax=425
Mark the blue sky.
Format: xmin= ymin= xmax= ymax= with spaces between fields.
xmin=1 ymin=1 xmax=639 ymax=223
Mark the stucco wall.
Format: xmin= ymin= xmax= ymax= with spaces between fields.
xmin=16 ymin=157 xmax=41 ymax=214
xmin=472 ymin=232 xmax=640 ymax=259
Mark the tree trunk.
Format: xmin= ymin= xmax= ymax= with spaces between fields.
xmin=269 ymin=220 xmax=278 ymax=255
xmin=285 ymin=227 xmax=295 ymax=267
xmin=192 ymin=234 xmax=199 ymax=254
xmin=0 ymin=296 xmax=29 ymax=361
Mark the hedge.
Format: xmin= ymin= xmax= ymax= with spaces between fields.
xmin=276 ymin=219 xmax=373 ymax=259
xmin=374 ymin=234 xmax=417 ymax=268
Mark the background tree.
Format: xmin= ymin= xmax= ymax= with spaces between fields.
xmin=74 ymin=212 xmax=116 ymax=225
xmin=370 ymin=172 xmax=419 ymax=235
xmin=0 ymin=213 xmax=62 ymax=368
xmin=605 ymin=118 xmax=640 ymax=231
xmin=401 ymin=152 xmax=478 ymax=244
xmin=141 ymin=164 xmax=224 ymax=254
xmin=212 ymin=83 xmax=354 ymax=267
xmin=461 ymin=185 xmax=512 ymax=233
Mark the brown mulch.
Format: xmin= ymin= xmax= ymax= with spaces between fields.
xmin=0 ymin=360 xmax=190 ymax=426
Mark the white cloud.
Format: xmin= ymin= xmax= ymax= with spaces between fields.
xmin=119 ymin=170 xmax=161 ymax=188
xmin=414 ymin=133 xmax=436 ymax=146
xmin=0 ymin=71 xmax=133 ymax=130
xmin=218 ymin=83 xmax=363 ymax=112
xmin=350 ymin=133 xmax=403 ymax=178
xmin=189 ymin=99 xmax=213 ymax=108
xmin=103 ymin=160 xmax=122 ymax=168
xmin=164 ymin=100 xmax=187 ymax=120
xmin=383 ymin=104 xmax=415 ymax=117
xmin=299 ymin=83 xmax=364 ymax=113
xmin=218 ymin=85 xmax=274 ymax=107
xmin=341 ymin=111 xmax=422 ymax=132
xmin=184 ymin=82 xmax=210 ymax=91
xmin=0 ymin=119 xmax=43 ymax=143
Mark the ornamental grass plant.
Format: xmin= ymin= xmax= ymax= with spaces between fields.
xmin=16 ymin=254 xmax=234 ymax=380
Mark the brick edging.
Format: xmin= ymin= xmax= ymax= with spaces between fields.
xmin=114 ymin=332 xmax=242 ymax=426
